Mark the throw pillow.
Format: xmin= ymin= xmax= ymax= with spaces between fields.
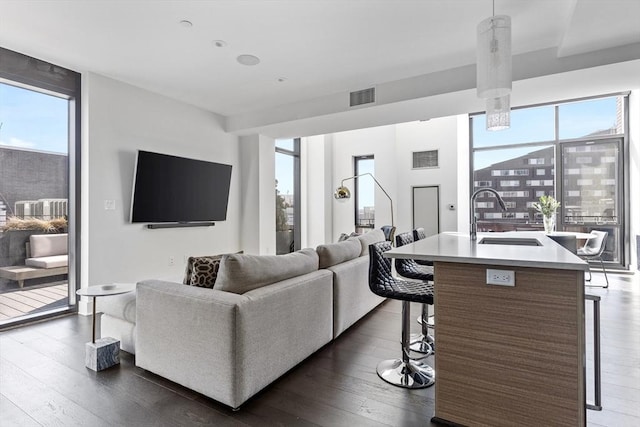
xmin=184 ymin=255 xmax=223 ymax=288
xmin=338 ymin=231 xmax=360 ymax=242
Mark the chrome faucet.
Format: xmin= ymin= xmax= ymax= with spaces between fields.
xmin=470 ymin=188 xmax=507 ymax=241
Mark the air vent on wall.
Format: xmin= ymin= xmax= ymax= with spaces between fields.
xmin=413 ymin=150 xmax=439 ymax=169
xmin=350 ymin=87 xmax=375 ymax=107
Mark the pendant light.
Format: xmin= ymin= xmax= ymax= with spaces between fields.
xmin=477 ymin=1 xmax=512 ymax=130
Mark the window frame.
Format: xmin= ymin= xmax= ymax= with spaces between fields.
xmin=354 ymin=155 xmax=374 ymax=231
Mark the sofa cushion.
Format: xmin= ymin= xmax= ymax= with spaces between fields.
xmin=355 ymin=229 xmax=386 ymax=256
xmin=184 ymin=255 xmax=223 ymax=288
xmin=29 ymin=233 xmax=68 ymax=258
xmin=25 ymin=254 xmax=68 ymax=269
xmin=214 ymin=248 xmax=319 ymax=294
xmin=316 ymin=239 xmax=361 ymax=268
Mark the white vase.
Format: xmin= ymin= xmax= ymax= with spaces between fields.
xmin=543 ymin=215 xmax=555 ymax=234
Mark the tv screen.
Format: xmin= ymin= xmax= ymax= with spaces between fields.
xmin=130 ymin=150 xmax=232 ymax=223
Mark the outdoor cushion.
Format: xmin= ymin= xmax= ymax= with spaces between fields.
xmin=214 ymin=248 xmax=319 ymax=294
xmin=25 ymin=254 xmax=68 ymax=269
xmin=316 ymin=239 xmax=361 ymax=269
xmin=29 ymin=233 xmax=68 ymax=258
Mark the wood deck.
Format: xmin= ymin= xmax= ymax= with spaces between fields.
xmin=0 ymin=283 xmax=68 ymax=321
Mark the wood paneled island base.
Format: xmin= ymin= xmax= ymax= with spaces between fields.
xmin=432 ymin=262 xmax=585 ymax=427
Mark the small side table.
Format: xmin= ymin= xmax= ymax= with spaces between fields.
xmin=76 ymin=283 xmax=136 ymax=371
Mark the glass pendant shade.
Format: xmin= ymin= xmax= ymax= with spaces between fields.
xmin=486 ymin=94 xmax=510 ymax=131
xmin=477 ymin=15 xmax=512 ymax=99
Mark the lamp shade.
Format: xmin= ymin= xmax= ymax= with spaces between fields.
xmin=476 ymin=15 xmax=512 ymax=99
xmin=334 ymin=186 xmax=351 ymax=199
xmin=486 ymin=94 xmax=510 ymax=131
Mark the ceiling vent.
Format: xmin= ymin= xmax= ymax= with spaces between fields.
xmin=413 ymin=150 xmax=439 ymax=169
xmin=350 ymin=87 xmax=375 ymax=107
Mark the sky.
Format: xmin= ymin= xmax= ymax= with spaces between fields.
xmin=0 ymin=82 xmax=69 ymax=155
xmin=473 ymin=96 xmax=618 ymax=169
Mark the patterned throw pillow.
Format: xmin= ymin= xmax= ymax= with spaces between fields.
xmin=184 ymin=255 xmax=223 ymax=288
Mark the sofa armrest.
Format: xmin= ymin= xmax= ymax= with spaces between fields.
xmin=135 ymin=280 xmax=248 ymax=406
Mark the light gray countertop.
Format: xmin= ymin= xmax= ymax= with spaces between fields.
xmin=385 ymin=231 xmax=589 ymax=271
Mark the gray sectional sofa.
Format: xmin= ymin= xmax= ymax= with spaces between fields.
xmin=99 ymin=229 xmax=385 ymax=409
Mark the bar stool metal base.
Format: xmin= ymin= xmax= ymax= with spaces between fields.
xmin=376 ymin=358 xmax=435 ymax=389
xmin=412 ymin=304 xmax=435 ymax=354
xmin=410 ymin=334 xmax=434 ymax=353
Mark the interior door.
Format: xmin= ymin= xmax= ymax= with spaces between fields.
xmin=413 ymin=186 xmax=440 ymax=237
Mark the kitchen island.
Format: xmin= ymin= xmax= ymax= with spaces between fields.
xmin=385 ymin=231 xmax=589 ymax=427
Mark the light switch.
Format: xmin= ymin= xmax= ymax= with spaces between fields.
xmin=104 ymin=199 xmax=116 ymax=210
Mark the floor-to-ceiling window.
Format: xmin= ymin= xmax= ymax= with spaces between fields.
xmin=275 ymin=138 xmax=300 ymax=254
xmin=354 ymin=155 xmax=374 ymax=234
xmin=0 ymin=48 xmax=80 ymax=327
xmin=470 ymin=94 xmax=628 ymax=268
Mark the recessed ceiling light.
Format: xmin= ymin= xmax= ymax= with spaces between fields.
xmin=237 ymin=54 xmax=260 ymax=66
xmin=213 ymin=40 xmax=227 ymax=48
xmin=179 ymin=20 xmax=193 ymax=28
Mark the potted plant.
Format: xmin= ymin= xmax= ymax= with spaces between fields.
xmin=532 ymin=195 xmax=561 ymax=234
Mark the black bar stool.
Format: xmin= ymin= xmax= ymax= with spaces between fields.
xmin=369 ymin=241 xmax=435 ymax=388
xmin=395 ymin=231 xmax=434 ymax=354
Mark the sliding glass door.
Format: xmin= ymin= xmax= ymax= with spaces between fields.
xmin=0 ymin=48 xmax=80 ymax=327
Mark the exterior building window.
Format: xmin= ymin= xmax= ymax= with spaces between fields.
xmin=475 ymin=202 xmax=494 ymax=208
xmin=492 ymin=169 xmax=529 ymax=176
xmin=474 ymin=181 xmax=492 ymax=187
xmin=498 ymin=191 xmax=529 ymax=198
xmin=471 ymin=94 xmax=628 ymax=267
xmin=525 ymin=180 xmax=553 ymax=186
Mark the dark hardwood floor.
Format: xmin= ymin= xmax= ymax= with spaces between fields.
xmin=1 ymin=271 xmax=638 ymax=426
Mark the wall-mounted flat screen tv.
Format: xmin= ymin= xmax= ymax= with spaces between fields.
xmin=130 ymin=150 xmax=232 ymax=223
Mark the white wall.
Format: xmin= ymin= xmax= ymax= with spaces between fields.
xmin=239 ymin=134 xmax=276 ymax=255
xmin=331 ymin=125 xmax=397 ymax=238
xmin=325 ymin=118 xmax=460 ymax=241
xmin=82 ymin=73 xmax=240 ymax=311
xmin=395 ymin=118 xmax=460 ymax=233
xmin=302 ymin=134 xmax=334 ymax=249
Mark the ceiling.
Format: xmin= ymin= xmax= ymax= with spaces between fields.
xmin=1 ymin=0 xmax=639 ymax=131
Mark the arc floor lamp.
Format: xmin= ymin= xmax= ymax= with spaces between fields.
xmin=334 ymin=173 xmax=394 ymax=228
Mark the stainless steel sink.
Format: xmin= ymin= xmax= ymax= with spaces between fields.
xmin=478 ymin=237 xmax=542 ymax=246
